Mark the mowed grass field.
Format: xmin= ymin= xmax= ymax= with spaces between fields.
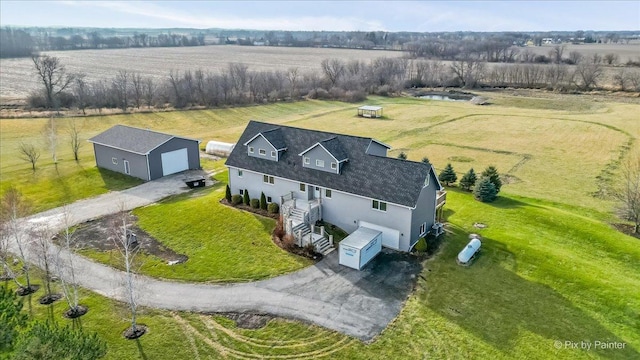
xmin=1 ymin=92 xmax=639 ymax=359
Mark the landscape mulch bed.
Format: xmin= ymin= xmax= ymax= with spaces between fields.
xmin=612 ymin=223 xmax=640 ymax=239
xmin=123 ymin=325 xmax=147 ymax=340
xmin=219 ymin=199 xmax=279 ymax=220
xmin=218 ymin=312 xmax=274 ymax=329
xmin=38 ymin=293 xmax=62 ymax=305
xmin=16 ymin=284 xmax=40 ymax=296
xmin=69 ymin=213 xmax=188 ymax=264
xmin=63 ymin=305 xmax=89 ymax=319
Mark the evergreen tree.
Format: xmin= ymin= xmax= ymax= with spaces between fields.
xmin=438 ymin=163 xmax=457 ymax=186
xmin=0 ymin=286 xmax=27 ymax=352
xmin=473 ymin=177 xmax=497 ymax=202
xmin=421 ymin=157 xmax=430 ymax=164
xmin=397 ymin=152 xmax=407 ymax=160
xmin=13 ymin=322 xmax=107 ymax=360
xmin=243 ymin=189 xmax=250 ymax=206
xmin=459 ymin=168 xmax=477 ymax=191
xmin=225 ymin=185 xmax=232 ymax=202
xmin=260 ymin=192 xmax=267 ymax=210
xmin=481 ymin=166 xmax=502 ymax=193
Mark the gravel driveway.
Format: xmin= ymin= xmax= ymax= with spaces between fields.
xmin=13 ymin=171 xmax=421 ymax=341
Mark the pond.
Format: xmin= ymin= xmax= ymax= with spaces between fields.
xmin=419 ymin=92 xmax=474 ymax=101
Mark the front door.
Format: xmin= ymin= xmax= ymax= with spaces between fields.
xmin=123 ymin=160 xmax=130 ymax=175
xmin=314 ymin=186 xmax=321 ymax=199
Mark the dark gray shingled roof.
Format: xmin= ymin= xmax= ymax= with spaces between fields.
xmin=320 ymin=137 xmax=348 ymax=162
xmin=226 ymin=120 xmax=433 ymax=208
xmin=88 ymin=125 xmax=194 ymax=154
xmin=261 ymin=128 xmax=287 ymax=150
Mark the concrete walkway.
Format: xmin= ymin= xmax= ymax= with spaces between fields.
xmin=12 ymin=172 xmax=421 ymax=341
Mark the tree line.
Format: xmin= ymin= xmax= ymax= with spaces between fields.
xmin=1 ymin=28 xmax=205 ymax=58
xmin=28 ymin=53 xmax=640 ymax=113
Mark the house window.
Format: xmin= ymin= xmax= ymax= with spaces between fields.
xmin=316 ymin=159 xmax=325 ymax=167
xmin=331 ymin=162 xmax=337 ymax=170
xmin=249 ymin=146 xmax=254 ymax=153
xmin=304 ymin=157 xmax=310 ymax=165
xmin=112 ymin=157 xmax=118 ymax=165
xmin=325 ymin=189 xmax=332 ymax=198
xmin=300 ymin=183 xmax=306 ymax=192
xmin=259 ymin=149 xmax=266 ymax=155
xmin=267 ymin=196 xmax=272 ymax=202
xmin=271 ymin=151 xmax=276 ymax=158
xmin=372 ymin=200 xmax=387 ymax=212
xmin=263 ymin=175 xmax=274 ymax=184
xmin=238 ymin=170 xmax=243 ymax=177
xmin=420 ymin=222 xmax=427 ymax=235
xmin=239 ymin=189 xmax=244 ymax=195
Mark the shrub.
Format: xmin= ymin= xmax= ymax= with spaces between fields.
xmin=439 ymin=163 xmax=458 ymax=186
xmin=243 ymin=189 xmax=250 ymax=205
xmin=268 ymin=202 xmax=280 ymax=214
xmin=459 ymin=168 xmax=478 ymax=191
xmin=397 ymin=151 xmax=408 ymax=160
xmin=282 ymin=234 xmax=296 ymax=250
xmin=231 ymin=194 xmax=243 ymax=205
xmin=273 ymin=217 xmax=286 ymax=240
xmin=473 ymin=177 xmax=498 ymax=202
xmin=421 ymin=157 xmax=430 ymax=164
xmin=250 ymin=198 xmax=260 ymax=208
xmin=225 ymin=185 xmax=232 ymax=202
xmin=414 ymin=237 xmax=428 ymax=253
xmin=481 ymin=166 xmax=502 ymax=193
xmin=343 ymin=90 xmax=367 ymax=103
xmin=260 ymin=192 xmax=267 ymax=210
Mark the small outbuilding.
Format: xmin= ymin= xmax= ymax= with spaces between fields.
xmin=88 ymin=125 xmax=200 ymax=181
xmin=339 ymin=227 xmax=383 ymax=270
xmin=205 ymin=141 xmax=236 ymax=157
xmin=357 ymin=105 xmax=383 ymax=118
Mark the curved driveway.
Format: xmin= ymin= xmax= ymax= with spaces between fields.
xmin=16 ymin=171 xmax=421 ymax=341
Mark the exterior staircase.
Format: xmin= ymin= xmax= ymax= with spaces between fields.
xmin=313 ymin=237 xmax=335 ymax=255
xmin=289 ymin=208 xmax=306 ymax=225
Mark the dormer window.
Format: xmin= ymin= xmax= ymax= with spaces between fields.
xmin=331 ymin=162 xmax=337 ymax=170
xmin=316 ymin=159 xmax=325 ymax=167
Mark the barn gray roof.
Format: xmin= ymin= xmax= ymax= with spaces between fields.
xmin=88 ymin=125 xmax=197 ymax=155
xmin=226 ymin=120 xmax=434 ymax=208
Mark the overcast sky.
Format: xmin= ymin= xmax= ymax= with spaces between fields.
xmin=1 ymin=1 xmax=638 ymax=32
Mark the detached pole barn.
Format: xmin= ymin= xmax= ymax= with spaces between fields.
xmin=88 ymin=125 xmax=201 ymax=181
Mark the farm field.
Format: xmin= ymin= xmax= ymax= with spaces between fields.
xmin=521 ymin=42 xmax=640 ymax=64
xmin=0 ymin=45 xmax=402 ymax=101
xmin=1 ymin=92 xmax=640 ymax=359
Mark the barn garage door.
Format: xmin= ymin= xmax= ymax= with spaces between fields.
xmin=358 ymin=221 xmax=400 ymax=250
xmin=161 ymin=148 xmax=189 ymax=176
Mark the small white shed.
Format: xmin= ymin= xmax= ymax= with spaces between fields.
xmin=205 ymin=141 xmax=235 ymax=157
xmin=357 ymin=105 xmax=383 ymax=118
xmin=339 ymin=227 xmax=383 ymax=270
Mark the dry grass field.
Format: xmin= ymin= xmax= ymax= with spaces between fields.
xmin=522 ymin=42 xmax=640 ymax=64
xmin=0 ymin=45 xmax=402 ymax=101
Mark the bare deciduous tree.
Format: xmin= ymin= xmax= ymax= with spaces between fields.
xmin=0 ymin=188 xmax=36 ymax=295
xmin=110 ymin=206 xmax=145 ymax=338
xmin=113 ymin=70 xmax=129 ymax=112
xmin=143 ymin=77 xmax=155 ymax=109
xmin=73 ymin=74 xmax=88 ymax=115
xmin=131 ymin=73 xmax=144 ymax=109
xmin=32 ymin=55 xmax=75 ymax=109
xmin=286 ymin=67 xmax=299 ymax=99
xmin=56 ymin=207 xmax=84 ymax=317
xmin=320 ymin=58 xmax=345 ymax=86
xmin=31 ymin=224 xmax=60 ymax=304
xmin=19 ymin=142 xmax=40 ymax=172
xmin=574 ymin=61 xmax=603 ymax=90
xmin=548 ymin=45 xmax=566 ymax=64
xmin=68 ymin=119 xmax=82 ymax=162
xmin=613 ymin=155 xmax=640 ymax=234
xmin=43 ymin=116 xmax=58 ymax=164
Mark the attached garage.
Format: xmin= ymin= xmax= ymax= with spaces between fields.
xmin=88 ymin=125 xmax=200 ymax=181
xmin=358 ymin=221 xmax=400 ymax=250
xmin=339 ymin=227 xmax=383 ymax=270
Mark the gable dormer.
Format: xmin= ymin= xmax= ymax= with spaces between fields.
xmin=298 ymin=137 xmax=348 ymax=174
xmin=243 ymin=128 xmax=287 ymax=162
xmin=365 ymin=139 xmax=391 ymax=157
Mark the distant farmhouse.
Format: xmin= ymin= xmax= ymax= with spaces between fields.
xmin=225 ymin=121 xmax=446 ymax=255
xmin=89 ymin=125 xmax=200 ymax=181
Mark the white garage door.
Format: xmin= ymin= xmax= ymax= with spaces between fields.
xmin=358 ymin=221 xmax=400 ymax=250
xmin=161 ymin=148 xmax=189 ymax=176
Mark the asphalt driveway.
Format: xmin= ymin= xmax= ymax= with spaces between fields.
xmin=15 ymin=172 xmax=422 ymax=341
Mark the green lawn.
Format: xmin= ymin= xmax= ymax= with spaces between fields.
xmin=7 ymin=190 xmax=639 ymax=359
xmin=80 ymin=170 xmax=311 ymax=282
